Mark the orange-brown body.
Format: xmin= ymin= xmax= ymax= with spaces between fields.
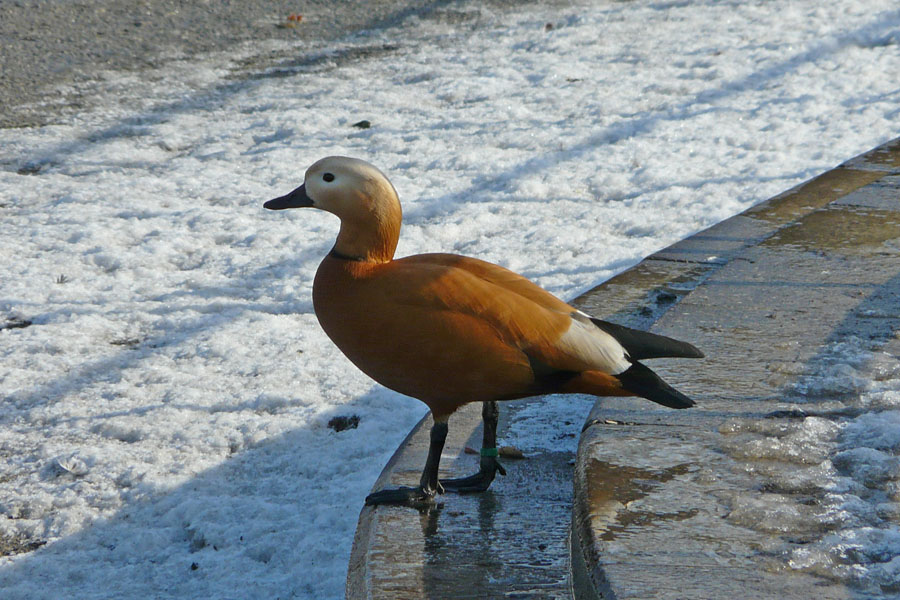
xmin=313 ymin=252 xmax=629 ymax=420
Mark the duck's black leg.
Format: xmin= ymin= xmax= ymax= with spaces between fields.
xmin=441 ymin=400 xmax=506 ymax=493
xmin=365 ymin=420 xmax=448 ymax=506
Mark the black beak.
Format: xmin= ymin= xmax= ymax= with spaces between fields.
xmin=264 ymin=184 xmax=314 ymax=210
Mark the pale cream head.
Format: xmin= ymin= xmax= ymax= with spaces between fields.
xmin=304 ymin=156 xmax=402 ymax=263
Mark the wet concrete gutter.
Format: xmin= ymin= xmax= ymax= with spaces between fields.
xmin=348 ymin=137 xmax=900 ymax=599
xmin=572 ymin=137 xmax=900 ymax=599
xmin=346 ymin=401 xmax=576 ymax=598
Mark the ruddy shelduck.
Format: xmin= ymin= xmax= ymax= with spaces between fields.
xmin=265 ymin=156 xmax=703 ymax=506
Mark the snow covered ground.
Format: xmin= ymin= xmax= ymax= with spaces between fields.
xmin=1 ymin=0 xmax=899 ymax=597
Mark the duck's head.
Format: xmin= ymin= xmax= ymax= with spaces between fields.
xmin=265 ymin=156 xmax=401 ymax=263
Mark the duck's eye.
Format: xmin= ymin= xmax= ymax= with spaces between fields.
xmin=323 ymin=173 xmax=335 ymax=183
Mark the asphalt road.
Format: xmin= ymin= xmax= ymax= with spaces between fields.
xmin=0 ymin=0 xmax=516 ymax=128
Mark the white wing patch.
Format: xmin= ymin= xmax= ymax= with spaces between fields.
xmin=556 ymin=314 xmax=631 ymax=375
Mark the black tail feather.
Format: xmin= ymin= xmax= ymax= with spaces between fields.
xmin=591 ymin=318 xmax=704 ymax=361
xmin=615 ymin=361 xmax=695 ymax=409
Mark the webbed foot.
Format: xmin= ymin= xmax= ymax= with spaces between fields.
xmin=441 ymin=455 xmax=506 ymax=493
xmin=365 ymin=420 xmax=449 ymax=508
xmin=365 ymin=482 xmax=443 ymax=507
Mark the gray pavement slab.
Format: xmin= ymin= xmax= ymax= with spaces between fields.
xmin=572 ymin=136 xmax=900 ymax=599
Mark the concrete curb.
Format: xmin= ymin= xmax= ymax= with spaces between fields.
xmin=571 ymin=136 xmax=900 ymax=599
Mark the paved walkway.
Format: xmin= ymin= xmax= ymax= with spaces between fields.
xmin=573 ymin=137 xmax=900 ymax=599
xmin=348 ymin=137 xmax=900 ymax=599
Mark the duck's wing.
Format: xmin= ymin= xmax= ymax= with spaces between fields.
xmin=392 ymin=254 xmax=703 ymax=407
xmin=389 ymin=253 xmax=632 ymax=377
xmin=418 ymin=254 xmax=703 ymax=358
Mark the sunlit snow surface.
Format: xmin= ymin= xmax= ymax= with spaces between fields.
xmin=2 ymin=1 xmax=900 ymax=597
